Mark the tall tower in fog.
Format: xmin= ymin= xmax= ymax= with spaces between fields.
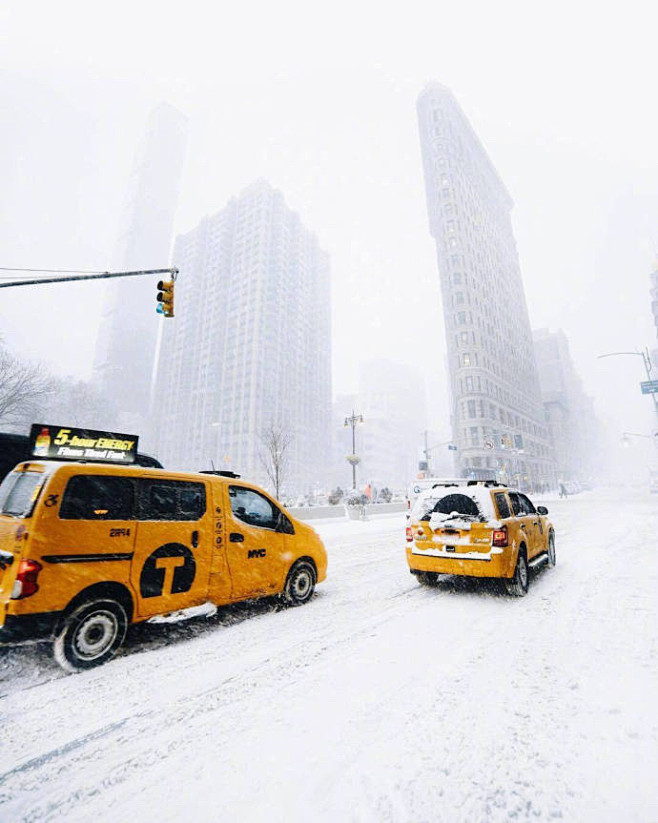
xmin=650 ymin=259 xmax=658 ymax=343
xmin=93 ymin=103 xmax=188 ymax=436
xmin=417 ymin=84 xmax=555 ymax=488
xmin=153 ymin=180 xmax=332 ymax=494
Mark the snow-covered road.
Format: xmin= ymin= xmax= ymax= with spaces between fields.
xmin=1 ymin=489 xmax=656 ymax=822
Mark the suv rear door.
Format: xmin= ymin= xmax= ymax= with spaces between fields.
xmin=414 ymin=491 xmax=493 ymax=555
xmin=508 ymin=492 xmax=542 ymax=557
xmin=517 ymin=493 xmax=545 ymax=557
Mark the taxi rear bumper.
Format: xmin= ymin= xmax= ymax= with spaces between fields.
xmin=0 ymin=611 xmax=62 ymax=644
xmin=407 ymin=544 xmax=515 ymax=579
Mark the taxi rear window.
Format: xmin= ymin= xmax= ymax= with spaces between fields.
xmin=416 ymin=492 xmax=482 ymax=521
xmin=0 ymin=472 xmax=44 ymax=518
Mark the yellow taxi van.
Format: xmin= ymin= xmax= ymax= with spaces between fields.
xmin=0 ymin=426 xmax=327 ymax=672
xmin=406 ymin=480 xmax=555 ymax=596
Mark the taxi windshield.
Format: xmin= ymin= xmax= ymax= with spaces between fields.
xmin=0 ymin=472 xmax=45 ymax=518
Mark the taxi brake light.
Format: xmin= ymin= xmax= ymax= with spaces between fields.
xmin=492 ymin=526 xmax=508 ymax=548
xmin=406 ymin=526 xmax=413 ymax=542
xmin=11 ymin=559 xmax=43 ymax=599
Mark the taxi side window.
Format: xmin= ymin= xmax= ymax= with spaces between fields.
xmin=138 ymin=480 xmax=206 ymax=521
xmin=493 ymin=492 xmax=511 ymax=519
xmin=508 ymin=492 xmax=522 ymax=517
xmin=277 ymin=511 xmax=295 ymax=535
xmin=518 ymin=494 xmax=536 ymax=515
xmin=60 ymin=476 xmax=136 ymax=520
xmin=229 ymin=486 xmax=278 ymax=530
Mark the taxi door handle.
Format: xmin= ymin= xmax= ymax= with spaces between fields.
xmin=230 ymin=532 xmax=244 ymax=543
xmin=520 ymin=524 xmax=526 ymax=530
xmin=191 ymin=530 xmax=199 ymax=548
xmin=532 ymin=521 xmax=538 ymax=526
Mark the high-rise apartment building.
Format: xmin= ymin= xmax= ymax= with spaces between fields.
xmin=533 ymin=328 xmax=600 ymax=482
xmin=153 ymin=180 xmax=332 ymax=495
xmin=417 ymin=84 xmax=555 ymax=488
xmin=93 ymin=103 xmax=188 ymax=437
xmin=650 ymin=260 xmax=658 ymax=344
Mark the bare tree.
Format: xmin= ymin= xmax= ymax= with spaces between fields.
xmin=259 ymin=421 xmax=293 ymax=500
xmin=0 ymin=343 xmax=51 ymax=429
xmin=36 ymin=376 xmax=116 ymax=430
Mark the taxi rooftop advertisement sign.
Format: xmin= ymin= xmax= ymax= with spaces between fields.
xmin=29 ymin=424 xmax=139 ymax=464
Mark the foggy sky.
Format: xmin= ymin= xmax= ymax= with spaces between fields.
xmin=1 ymin=0 xmax=657 ymax=467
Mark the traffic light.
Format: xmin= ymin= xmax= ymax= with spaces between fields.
xmin=156 ymin=280 xmax=174 ymax=318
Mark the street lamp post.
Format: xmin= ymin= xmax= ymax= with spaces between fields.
xmin=344 ymin=410 xmax=364 ymax=490
xmin=598 ymin=348 xmax=658 ymax=421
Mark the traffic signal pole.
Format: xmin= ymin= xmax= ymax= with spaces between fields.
xmin=0 ymin=267 xmax=178 ymax=289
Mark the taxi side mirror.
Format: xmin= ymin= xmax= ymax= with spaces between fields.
xmin=537 ymin=505 xmax=548 ymax=515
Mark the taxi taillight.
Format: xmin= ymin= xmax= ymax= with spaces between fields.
xmin=406 ymin=526 xmax=413 ymax=542
xmin=11 ymin=559 xmax=42 ymax=599
xmin=492 ymin=526 xmax=508 ymax=548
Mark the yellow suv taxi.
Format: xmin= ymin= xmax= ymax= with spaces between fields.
xmin=0 ymin=460 xmax=327 ymax=671
xmin=406 ymin=480 xmax=555 ymax=595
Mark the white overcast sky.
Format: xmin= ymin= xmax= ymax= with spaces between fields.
xmin=1 ymin=0 xmax=657 ymax=456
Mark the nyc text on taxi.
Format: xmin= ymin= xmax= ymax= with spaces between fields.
xmin=0 ymin=434 xmax=327 ymax=671
xmin=406 ymin=480 xmax=555 ymax=595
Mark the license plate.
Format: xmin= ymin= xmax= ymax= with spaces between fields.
xmin=445 ymin=545 xmax=456 ymax=553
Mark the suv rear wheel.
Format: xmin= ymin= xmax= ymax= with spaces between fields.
xmin=547 ymin=533 xmax=556 ymax=568
xmin=505 ymin=548 xmax=529 ymax=597
xmin=54 ymin=599 xmax=128 ymax=673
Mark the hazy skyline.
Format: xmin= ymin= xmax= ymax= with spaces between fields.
xmin=1 ymin=1 xmax=657 ymax=465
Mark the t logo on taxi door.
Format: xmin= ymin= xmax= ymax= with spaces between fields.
xmin=140 ymin=543 xmax=196 ymax=598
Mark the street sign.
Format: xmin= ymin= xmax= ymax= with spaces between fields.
xmin=484 ymin=438 xmax=495 ymax=450
xmin=640 ymin=380 xmax=658 ymax=394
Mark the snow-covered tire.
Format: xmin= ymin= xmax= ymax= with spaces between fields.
xmin=547 ymin=533 xmax=556 ymax=568
xmin=54 ymin=599 xmax=127 ymax=673
xmin=282 ymin=560 xmax=316 ymax=606
xmin=505 ymin=548 xmax=529 ymax=597
xmin=416 ymin=571 xmax=439 ymax=586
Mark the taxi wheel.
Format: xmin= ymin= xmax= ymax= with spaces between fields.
xmin=54 ymin=599 xmax=128 ymax=673
xmin=416 ymin=572 xmax=439 ymax=586
xmin=282 ymin=560 xmax=316 ymax=606
xmin=547 ymin=534 xmax=556 ymax=568
xmin=505 ymin=549 xmax=529 ymax=597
